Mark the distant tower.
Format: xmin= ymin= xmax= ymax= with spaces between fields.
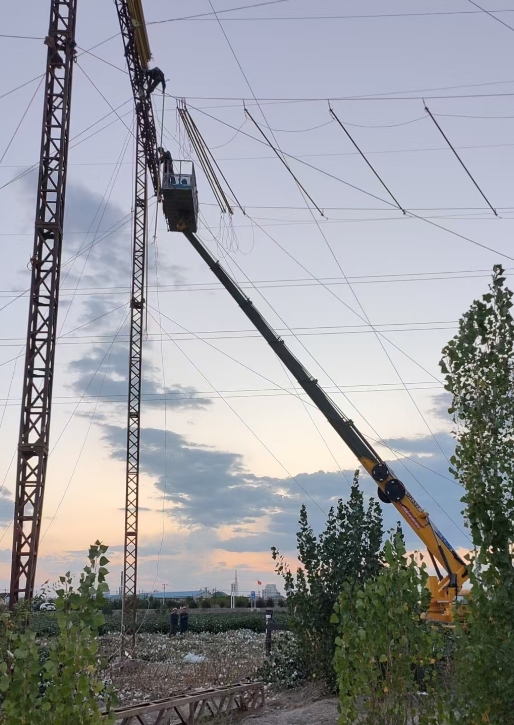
xmin=234 ymin=570 xmax=239 ymax=595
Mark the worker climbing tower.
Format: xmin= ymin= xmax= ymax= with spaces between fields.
xmin=9 ymin=0 xmax=77 ymax=606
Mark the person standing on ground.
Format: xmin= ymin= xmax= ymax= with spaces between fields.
xmin=169 ymin=607 xmax=179 ymax=637
xmin=179 ymin=606 xmax=189 ymax=634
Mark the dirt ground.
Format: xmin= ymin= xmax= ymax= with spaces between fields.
xmin=248 ymin=686 xmax=338 ymax=725
xmin=248 ymin=698 xmax=338 ymax=724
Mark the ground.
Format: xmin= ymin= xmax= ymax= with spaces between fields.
xmin=103 ymin=631 xmax=339 ymax=723
xmin=249 ymin=687 xmax=339 ymax=725
xmin=103 ymin=630 xmax=268 ymax=703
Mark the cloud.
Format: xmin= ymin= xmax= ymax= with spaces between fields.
xmin=67 ymin=344 xmax=212 ymax=411
xmin=0 ymin=489 xmax=13 ymax=524
xmin=99 ymin=419 xmax=468 ymax=559
xmin=428 ymin=392 xmax=454 ymax=423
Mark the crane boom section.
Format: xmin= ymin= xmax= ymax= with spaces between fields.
xmin=127 ymin=0 xmax=151 ymax=67
xmin=114 ymin=0 xmax=160 ymax=195
xmin=180 ymin=229 xmax=468 ymax=609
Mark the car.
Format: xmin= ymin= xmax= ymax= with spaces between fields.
xmin=40 ymin=601 xmax=56 ymax=611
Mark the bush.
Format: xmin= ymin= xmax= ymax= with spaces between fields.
xmin=257 ymin=632 xmax=307 ymax=689
xmin=333 ymin=532 xmax=448 ymax=725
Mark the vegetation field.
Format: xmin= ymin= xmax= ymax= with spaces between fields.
xmin=30 ymin=610 xmax=290 ymax=637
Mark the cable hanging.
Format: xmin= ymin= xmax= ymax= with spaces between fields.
xmin=424 ymin=103 xmax=498 ymax=216
xmin=244 ymin=107 xmax=324 ymax=216
xmin=177 ymin=99 xmax=244 ymax=215
xmin=329 ymin=105 xmax=406 ymax=214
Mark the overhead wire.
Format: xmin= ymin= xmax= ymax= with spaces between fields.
xmin=199 ymin=211 xmax=352 ymax=487
xmin=0 ymin=302 xmax=129 ymax=507
xmin=142 ymin=302 xmax=457 ymax=489
xmin=0 ymin=99 xmax=133 ymax=195
xmin=160 ymin=8 xmax=514 ymax=22
xmin=466 ymin=0 xmax=514 ymax=32
xmin=316 ymin=111 xmax=455 ymax=462
xmin=0 ymin=76 xmax=44 ymax=166
xmin=423 ymin=104 xmax=498 ymax=216
xmin=176 ymin=14 xmax=458 ymax=491
xmin=77 ymin=63 xmax=136 ymax=140
xmin=148 ymin=0 xmax=297 ymax=25
xmin=187 ymin=103 xmax=514 ymax=262
xmin=147 ymin=307 xmax=327 ymax=515
xmin=58 ymin=122 xmax=133 ymax=337
xmin=176 ymin=25 xmax=467 ymax=528
xmin=328 ymin=106 xmax=406 ymax=213
xmin=40 ymin=306 xmax=131 ymax=542
xmin=145 ymin=300 xmax=467 ymax=543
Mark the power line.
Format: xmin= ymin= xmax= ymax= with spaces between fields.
xmin=77 ymin=63 xmax=135 ymax=140
xmin=0 ymin=76 xmax=44 ymax=165
xmin=148 ymin=0 xmax=296 ymax=25
xmin=40 ymin=307 xmax=131 ymax=542
xmin=159 ymin=8 xmax=514 ymax=22
xmin=0 ymin=34 xmax=45 ymax=39
xmin=147 ymin=308 xmax=328 ymax=515
xmin=144 ymin=302 xmax=458 ymax=492
xmin=188 ymin=103 xmax=514 ymax=261
xmin=329 ymin=106 xmax=406 ymax=213
xmin=466 ymin=0 xmax=514 ymax=32
xmin=424 ymin=104 xmax=498 ymax=216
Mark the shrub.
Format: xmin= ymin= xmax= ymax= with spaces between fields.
xmin=257 ymin=632 xmax=307 ymax=689
xmin=0 ymin=541 xmax=116 ymax=724
xmin=333 ymin=531 xmax=448 ymax=725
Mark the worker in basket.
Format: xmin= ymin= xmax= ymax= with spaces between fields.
xmin=146 ymin=66 xmax=166 ymax=96
xmin=158 ymin=146 xmax=174 ymax=175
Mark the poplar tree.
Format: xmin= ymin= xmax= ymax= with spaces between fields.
xmin=440 ymin=264 xmax=514 ymax=723
xmin=272 ymin=470 xmax=383 ymax=687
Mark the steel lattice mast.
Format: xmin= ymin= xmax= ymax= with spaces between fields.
xmin=121 ymin=123 xmax=147 ymax=651
xmin=113 ymin=0 xmax=160 ymax=650
xmin=9 ymin=0 xmax=77 ymax=606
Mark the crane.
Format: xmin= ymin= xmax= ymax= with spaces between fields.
xmin=9 ymin=0 xmax=78 ymax=607
xmin=158 ymin=185 xmax=468 ymax=622
xmin=113 ymin=0 xmax=160 ymax=651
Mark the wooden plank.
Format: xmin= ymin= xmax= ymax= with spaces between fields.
xmin=108 ymin=683 xmax=265 ymax=723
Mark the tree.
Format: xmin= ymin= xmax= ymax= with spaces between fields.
xmin=272 ymin=470 xmax=383 ymax=687
xmin=333 ymin=531 xmax=447 ymax=725
xmin=440 ymin=264 xmax=514 ymax=723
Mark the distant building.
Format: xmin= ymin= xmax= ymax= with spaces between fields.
xmin=262 ymin=583 xmax=282 ymax=600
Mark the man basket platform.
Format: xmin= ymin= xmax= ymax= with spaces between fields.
xmin=161 ymin=160 xmax=199 ymax=233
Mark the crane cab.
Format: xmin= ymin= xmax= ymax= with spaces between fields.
xmin=161 ymin=160 xmax=199 ymax=233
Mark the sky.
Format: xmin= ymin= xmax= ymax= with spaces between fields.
xmin=0 ymin=0 xmax=513 ymax=596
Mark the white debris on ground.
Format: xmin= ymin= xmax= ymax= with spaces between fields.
xmin=183 ymin=653 xmax=207 ymax=664
xmin=102 ymin=630 xmax=266 ymax=704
